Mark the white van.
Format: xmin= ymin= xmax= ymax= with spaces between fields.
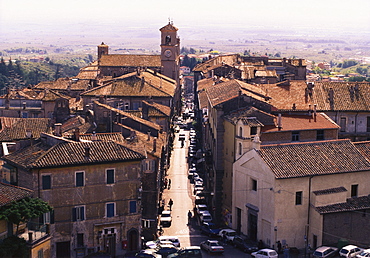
xmin=340 ymin=245 xmax=363 ymax=258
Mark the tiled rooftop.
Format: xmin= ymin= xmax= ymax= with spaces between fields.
xmin=34 ymin=78 xmax=90 ymax=91
xmin=99 ymin=54 xmax=161 ymax=67
xmin=258 ymin=139 xmax=370 ymax=179
xmin=3 ymin=140 xmax=145 ymax=169
xmin=93 ymin=101 xmax=162 ymax=131
xmin=0 ymin=117 xmax=51 ymax=141
xmin=224 ymin=106 xmax=275 ymax=126
xmin=315 ymin=195 xmax=370 ymax=214
xmin=82 ymin=70 xmax=175 ymax=98
xmin=0 ymin=183 xmax=33 ymax=206
xmin=313 ymin=186 xmax=347 ymax=196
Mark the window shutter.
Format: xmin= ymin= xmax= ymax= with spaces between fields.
xmin=72 ymin=208 xmax=77 ymax=221
xmin=50 ymin=210 xmax=55 ymax=224
xmin=80 ymin=207 xmax=85 ymax=220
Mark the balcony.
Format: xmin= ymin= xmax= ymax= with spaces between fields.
xmin=18 ymin=222 xmax=50 ymax=245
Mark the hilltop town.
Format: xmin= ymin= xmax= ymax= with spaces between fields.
xmin=0 ymin=22 xmax=369 ymax=258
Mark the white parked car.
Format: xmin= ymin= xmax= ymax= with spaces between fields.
xmin=340 ymin=245 xmax=363 ymax=258
xmin=160 ymin=210 xmax=172 ymax=227
xmin=200 ymin=240 xmax=224 ymax=254
xmin=199 ymin=211 xmax=213 ymax=223
xmin=313 ymin=246 xmax=338 ymax=258
xmin=218 ymin=228 xmax=237 ymax=243
xmin=251 ymin=249 xmax=278 ymax=258
xmin=357 ymin=249 xmax=370 ymax=258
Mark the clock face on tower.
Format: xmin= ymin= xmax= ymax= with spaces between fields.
xmin=164 ymin=49 xmax=172 ymax=58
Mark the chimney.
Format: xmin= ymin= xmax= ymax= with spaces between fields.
xmin=91 ymin=131 xmax=97 ymax=141
xmin=153 ymin=137 xmax=157 ymax=152
xmin=74 ymin=128 xmax=80 ymax=141
xmin=54 ymin=123 xmax=62 ymax=137
xmin=314 ymin=104 xmax=317 ymax=122
xmin=277 ymin=114 xmax=282 ymax=130
xmin=84 ymin=146 xmax=90 ymax=158
xmin=252 ymin=135 xmax=261 ymax=150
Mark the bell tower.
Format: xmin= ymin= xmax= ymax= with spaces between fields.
xmin=97 ymin=42 xmax=109 ymax=60
xmin=160 ymin=21 xmax=180 ymax=85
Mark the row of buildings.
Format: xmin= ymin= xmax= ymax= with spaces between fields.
xmin=191 ymin=55 xmax=370 ymax=250
xmin=0 ymin=22 xmax=181 ymax=257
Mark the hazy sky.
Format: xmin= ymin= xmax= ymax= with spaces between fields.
xmin=1 ymin=0 xmax=369 ymax=31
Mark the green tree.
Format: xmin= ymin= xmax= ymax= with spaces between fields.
xmin=0 ymin=197 xmax=52 ymax=234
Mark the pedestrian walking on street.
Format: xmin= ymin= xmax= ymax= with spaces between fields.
xmin=277 ymin=240 xmax=282 ymax=254
xmin=168 ymin=198 xmax=173 ymax=210
xmin=168 ymin=179 xmax=171 ymax=189
xmin=187 ymin=210 xmax=192 ymax=224
xmin=283 ymin=245 xmax=290 ymax=258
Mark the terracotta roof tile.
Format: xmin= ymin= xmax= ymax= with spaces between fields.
xmin=258 ymin=139 xmax=370 ymax=179
xmin=224 ymin=106 xmax=275 ymax=126
xmin=3 ymin=140 xmax=145 ymax=169
xmin=34 ymin=78 xmax=90 ymax=91
xmin=99 ymin=55 xmax=161 ymax=67
xmin=353 ymin=141 xmax=370 ymax=160
xmin=93 ymin=101 xmax=162 ymax=131
xmin=266 ymin=81 xmax=370 ymax=111
xmin=0 ymin=183 xmax=33 ymax=206
xmin=262 ymin=113 xmax=339 ymax=133
xmin=82 ymin=70 xmax=175 ymax=98
xmin=313 ymin=186 xmax=347 ymax=196
xmin=142 ymin=101 xmax=172 ymax=117
xmin=0 ymin=117 xmax=51 ymax=141
xmin=315 ymin=195 xmax=370 ymax=214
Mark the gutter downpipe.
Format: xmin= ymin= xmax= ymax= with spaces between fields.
xmin=305 ymin=176 xmax=313 ymax=258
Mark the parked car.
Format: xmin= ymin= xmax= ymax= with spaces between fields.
xmin=218 ymin=228 xmax=237 ymax=243
xmin=153 ymin=244 xmax=178 ymax=257
xmin=199 ymin=211 xmax=213 ymax=223
xmin=251 ymin=249 xmax=278 ymax=258
xmin=145 ymin=240 xmax=173 ymax=249
xmin=157 ymin=236 xmax=181 ymax=248
xmin=340 ymin=245 xmax=363 ymax=258
xmin=200 ymin=240 xmax=224 ymax=254
xmin=135 ymin=250 xmax=162 ymax=258
xmin=232 ymin=236 xmax=258 ymax=253
xmin=195 ymin=196 xmax=206 ymax=205
xmin=167 ymin=246 xmax=202 ymax=258
xmin=195 ymin=204 xmax=208 ymax=215
xmin=160 ymin=210 xmax=172 ymax=227
xmin=200 ymin=222 xmax=221 ymax=237
xmin=313 ymin=246 xmax=339 ymax=258
xmin=357 ymin=249 xmax=370 ymax=258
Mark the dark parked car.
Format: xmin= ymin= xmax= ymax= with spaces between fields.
xmin=232 ymin=236 xmax=258 ymax=253
xmin=200 ymin=222 xmax=221 ymax=237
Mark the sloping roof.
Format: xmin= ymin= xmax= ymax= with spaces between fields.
xmin=75 ymin=65 xmax=99 ymax=80
xmin=353 ymin=141 xmax=370 ymax=160
xmin=3 ymin=140 xmax=145 ymax=169
xmin=160 ymin=22 xmax=178 ymax=31
xmin=79 ymin=132 xmax=125 ymax=143
xmin=266 ymin=81 xmax=370 ymax=111
xmin=224 ymin=106 xmax=275 ymax=126
xmin=34 ymin=78 xmax=90 ymax=91
xmin=0 ymin=183 xmax=33 ymax=206
xmin=193 ymin=54 xmax=239 ymax=73
xmin=0 ymin=117 xmax=51 ymax=141
xmin=258 ymin=139 xmax=370 ymax=179
xmin=315 ymin=195 xmax=370 ymax=214
xmin=93 ymin=101 xmax=162 ymax=131
xmin=143 ymin=101 xmax=172 ymax=117
xmin=262 ymin=113 xmax=339 ymax=133
xmin=99 ymin=54 xmax=161 ymax=67
xmin=313 ymin=186 xmax=347 ymax=196
xmin=82 ymin=70 xmax=175 ymax=98
xmin=206 ymin=79 xmax=268 ymax=107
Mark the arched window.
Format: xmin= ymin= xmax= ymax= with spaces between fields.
xmin=165 ymin=35 xmax=171 ymax=44
xmin=239 ymin=142 xmax=242 ymax=155
xmin=239 ymin=127 xmax=243 ymax=137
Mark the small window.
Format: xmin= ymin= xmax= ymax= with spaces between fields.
xmin=296 ymin=191 xmax=303 ymax=205
xmin=42 ymin=175 xmax=51 ymax=190
xmin=75 ymin=172 xmax=84 ymax=187
xmin=125 ymin=103 xmax=129 ymax=110
xmin=72 ymin=206 xmax=85 ymax=221
xmin=316 ymin=130 xmax=324 ymax=140
xmin=106 ymin=203 xmax=115 ymax=218
xmin=77 ymin=233 xmax=84 ymax=247
xmin=340 ymin=117 xmax=347 ymax=132
xmin=239 ymin=142 xmax=242 ymax=155
xmin=239 ymin=127 xmax=243 ymax=137
xmin=250 ymin=126 xmax=257 ymax=135
xmin=38 ymin=249 xmax=44 ymax=258
xmin=130 ymin=201 xmax=137 ymax=213
xmin=292 ymin=131 xmax=300 ymax=141
xmin=252 ymin=179 xmax=257 ymax=191
xmin=106 ymin=169 xmax=115 ymax=184
xmin=367 ymin=117 xmax=370 ymax=132
xmin=351 ymin=184 xmax=358 ymax=197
